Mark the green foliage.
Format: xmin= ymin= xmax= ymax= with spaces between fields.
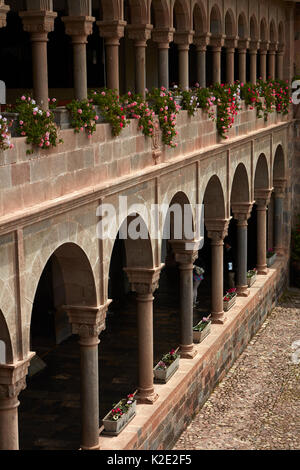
xmin=89 ymin=88 xmax=129 ymax=136
xmin=66 ymin=99 xmax=97 ymax=137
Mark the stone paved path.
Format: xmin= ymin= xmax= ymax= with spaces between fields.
xmin=174 ymin=289 xmax=300 ymax=450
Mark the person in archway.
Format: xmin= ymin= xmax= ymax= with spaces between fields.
xmin=224 ymin=238 xmax=236 ymax=291
xmin=193 ymin=265 xmax=205 ymax=307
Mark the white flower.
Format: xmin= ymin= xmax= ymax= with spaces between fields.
xmin=33 ymin=107 xmax=38 ymax=113
xmin=31 ymin=99 xmax=36 ymax=105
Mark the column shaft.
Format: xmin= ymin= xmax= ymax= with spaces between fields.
xmin=277 ymin=52 xmax=284 ymax=80
xmin=105 ymin=39 xmax=120 ymax=91
xmin=178 ymin=45 xmax=189 ymax=90
xmin=0 ymin=396 xmax=19 ymax=450
xmin=158 ymin=44 xmax=169 ymax=89
xmin=274 ymin=195 xmax=284 ymax=254
xmin=212 ymin=47 xmax=221 ymax=83
xmin=31 ymin=34 xmax=49 ymax=110
xmin=211 ymin=240 xmax=226 ymax=323
xmin=236 ymin=222 xmax=249 ymax=296
xmin=136 ymin=293 xmax=157 ymax=403
xmin=73 ymin=40 xmax=88 ymax=100
xmin=79 ymin=335 xmax=100 ymax=450
xmin=196 ymin=48 xmax=206 ymax=88
xmin=250 ymin=51 xmax=257 ymax=84
xmin=238 ymin=49 xmax=247 ymax=83
xmin=135 ymin=41 xmax=146 ymax=97
xmin=268 ymin=52 xmax=276 ymax=79
xmin=178 ymin=263 xmax=196 ymax=358
xmin=226 ymin=48 xmax=235 ymax=84
xmin=256 ymin=205 xmax=268 ymax=274
xmin=260 ymin=52 xmax=267 ymax=81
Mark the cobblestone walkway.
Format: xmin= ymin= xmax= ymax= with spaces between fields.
xmin=174 ymin=290 xmax=300 ymax=450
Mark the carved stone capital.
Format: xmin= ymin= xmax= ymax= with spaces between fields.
xmin=19 ymin=10 xmax=57 ymax=35
xmin=273 ymin=178 xmax=287 ymax=197
xmin=169 ymin=239 xmax=201 ymax=266
xmin=205 ymin=218 xmax=230 ymax=243
xmin=0 ymin=2 xmax=9 ymax=28
xmin=62 ymin=15 xmax=95 ymax=42
xmin=97 ymin=19 xmax=126 ymax=41
xmin=232 ymin=202 xmax=254 ymax=224
xmin=277 ymin=43 xmax=285 ymax=54
xmin=174 ymin=30 xmax=194 ymax=46
xmin=0 ymin=353 xmax=35 ymax=399
xmin=127 ymin=24 xmax=153 ymax=43
xmin=254 ymin=188 xmax=273 ymax=208
xmin=194 ymin=32 xmax=211 ymax=49
xmin=259 ymin=40 xmax=269 ymax=53
xmin=209 ymin=34 xmax=225 ymax=49
xmin=268 ymin=42 xmax=278 ymax=53
xmin=249 ymin=40 xmax=260 ymax=52
xmin=124 ymin=265 xmax=163 ymax=295
xmin=64 ymin=302 xmax=111 ymax=338
xmin=238 ymin=38 xmax=249 ymax=51
xmin=152 ymin=28 xmax=174 ymax=45
xmin=224 ymin=35 xmax=238 ymax=49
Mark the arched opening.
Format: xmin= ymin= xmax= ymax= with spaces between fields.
xmin=19 ymin=242 xmax=97 ymax=450
xmin=270 ymin=145 xmax=286 ymax=255
xmin=225 ymin=10 xmax=235 ymax=37
xmin=210 ymin=5 xmax=221 ymax=35
xmin=0 ymin=310 xmax=13 ymax=364
xmin=170 ymin=0 xmax=190 ymax=86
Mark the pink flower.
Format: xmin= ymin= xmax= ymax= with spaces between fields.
xmin=21 ymin=96 xmax=26 ymax=101
xmin=95 ymin=115 xmax=99 ymax=121
xmin=78 ymin=109 xmax=83 ymax=114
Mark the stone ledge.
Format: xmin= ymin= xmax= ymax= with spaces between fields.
xmin=98 ymin=257 xmax=288 ymax=450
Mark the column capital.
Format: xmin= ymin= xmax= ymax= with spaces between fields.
xmin=127 ymin=24 xmax=153 ymax=44
xmin=174 ymin=30 xmax=194 ymax=46
xmin=205 ymin=218 xmax=230 ymax=243
xmin=254 ymin=188 xmax=273 ymax=208
xmin=237 ymin=37 xmax=249 ymax=51
xmin=19 ymin=9 xmax=57 ymax=35
xmin=273 ymin=178 xmax=287 ymax=197
xmin=124 ymin=265 xmax=163 ymax=295
xmin=259 ymin=40 xmax=269 ymax=53
xmin=268 ymin=42 xmax=278 ymax=53
xmin=209 ymin=34 xmax=225 ymax=49
xmin=232 ymin=202 xmax=254 ymax=224
xmin=0 ymin=353 xmax=35 ymax=399
xmin=194 ymin=32 xmax=211 ymax=50
xmin=96 ymin=19 xmax=126 ymax=41
xmin=63 ymin=302 xmax=111 ymax=338
xmin=224 ymin=35 xmax=238 ymax=49
xmin=0 ymin=2 xmax=9 ymax=28
xmin=152 ymin=27 xmax=174 ymax=45
xmin=277 ymin=43 xmax=285 ymax=54
xmin=62 ymin=15 xmax=95 ymax=42
xmin=169 ymin=239 xmax=201 ymax=266
xmin=249 ymin=40 xmax=260 ymax=52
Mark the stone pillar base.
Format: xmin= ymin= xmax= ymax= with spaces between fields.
xmin=81 ymin=442 xmax=100 ymax=451
xmin=136 ymin=391 xmax=159 ymax=405
xmin=179 ymin=344 xmax=197 ymax=359
xmin=211 ymin=313 xmax=227 ymax=324
xmin=257 ymin=265 xmax=268 ymax=275
xmin=237 ymin=285 xmax=250 ymax=297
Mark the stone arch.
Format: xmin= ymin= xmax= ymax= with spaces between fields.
xmin=120 ymin=214 xmax=155 ymax=269
xmin=101 ymin=0 xmax=124 ymax=21
xmin=254 ymin=153 xmax=270 ymax=190
xmin=210 ymin=4 xmax=222 ymax=35
xmin=238 ymin=11 xmax=248 ymax=38
xmin=127 ymin=0 xmax=148 ymax=24
xmin=151 ymin=0 xmax=170 ymax=28
xmin=0 ymin=310 xmax=13 ymax=364
xmin=260 ymin=17 xmax=268 ymax=42
xmin=278 ymin=21 xmax=284 ymax=45
xmin=192 ymin=0 xmax=207 ymax=34
xmin=172 ymin=0 xmax=190 ymax=31
xmin=225 ymin=8 xmax=236 ymax=37
xmin=161 ymin=191 xmax=195 ymax=245
xmin=250 ymin=14 xmax=258 ymax=40
xmin=269 ymin=19 xmax=277 ymax=43
xmin=230 ymin=163 xmax=250 ymax=204
xmin=203 ymin=175 xmax=226 ymax=220
xmin=273 ymin=144 xmax=286 ymax=181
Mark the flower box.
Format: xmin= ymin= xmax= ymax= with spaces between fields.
xmin=267 ymin=252 xmax=277 ymax=267
xmin=223 ymin=290 xmax=237 ymax=312
xmin=193 ymin=320 xmax=211 ymax=344
xmin=1 ymin=112 xmax=19 ymax=137
xmin=102 ymin=397 xmax=136 ymax=436
xmin=153 ymin=349 xmax=180 ymax=384
xmin=53 ymin=106 xmax=71 ymax=129
xmin=247 ymin=270 xmax=257 ymax=287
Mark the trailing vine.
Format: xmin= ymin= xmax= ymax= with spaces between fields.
xmin=88 ymin=88 xmax=129 ymax=137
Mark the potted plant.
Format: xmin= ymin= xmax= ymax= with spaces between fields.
xmin=223 ymin=288 xmax=237 ymax=311
xmin=193 ymin=316 xmax=211 ymax=344
xmin=247 ymin=268 xmax=257 ymax=287
xmin=267 ymin=248 xmax=277 ymax=267
xmin=153 ymin=348 xmax=180 ymax=383
xmin=102 ymin=393 xmax=136 ymax=436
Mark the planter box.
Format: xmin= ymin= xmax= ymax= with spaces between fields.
xmin=247 ymin=272 xmax=257 ymax=287
xmin=153 ymin=355 xmax=180 ymax=384
xmin=102 ymin=399 xmax=136 ymax=436
xmin=174 ymin=96 xmax=183 ymax=106
xmin=267 ymin=253 xmax=277 ymax=267
xmin=193 ymin=321 xmax=211 ymax=344
xmin=223 ymin=293 xmax=237 ymax=312
xmin=2 ymin=112 xmax=19 ymax=137
xmin=53 ymin=107 xmax=71 ymax=129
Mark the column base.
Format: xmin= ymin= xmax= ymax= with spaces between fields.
xmin=257 ymin=265 xmax=268 ymax=275
xmin=211 ymin=312 xmax=227 ymax=324
xmin=237 ymin=285 xmax=250 ymax=297
xmin=179 ymin=345 xmax=198 ymax=359
xmin=80 ymin=442 xmax=100 ymax=451
xmin=136 ymin=390 xmax=158 ymax=405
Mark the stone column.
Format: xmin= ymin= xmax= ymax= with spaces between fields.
xmin=273 ymin=179 xmax=287 ymax=255
xmin=194 ymin=34 xmax=210 ymax=88
xmin=97 ymin=20 xmax=126 ymax=92
xmin=268 ymin=43 xmax=277 ymax=79
xmin=152 ymin=29 xmax=173 ymax=90
xmin=0 ymin=2 xmax=9 ymax=28
xmin=255 ymin=189 xmax=272 ymax=275
xmin=174 ymin=31 xmax=193 ymax=90
xmin=62 ymin=16 xmax=95 ymax=100
xmin=64 ymin=303 xmax=109 ymax=450
xmin=206 ymin=219 xmax=230 ymax=324
xmin=170 ymin=240 xmax=200 ymax=359
xmin=232 ymin=203 xmax=253 ymax=297
xmin=276 ymin=46 xmax=285 ymax=80
xmin=259 ymin=41 xmax=269 ymax=81
xmin=238 ymin=39 xmax=249 ymax=84
xmin=124 ymin=266 xmax=162 ymax=404
xmin=249 ymin=41 xmax=259 ymax=84
xmin=0 ymin=353 xmax=34 ymax=450
xmin=127 ymin=25 xmax=153 ymax=97
xmin=20 ymin=10 xmax=57 ymax=110
xmin=210 ymin=35 xmax=225 ymax=84
xmin=224 ymin=37 xmax=237 ymax=84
